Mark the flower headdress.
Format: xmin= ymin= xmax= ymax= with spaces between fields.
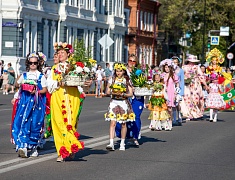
xmin=159 ymin=59 xmax=176 ymax=69
xmin=28 ymin=52 xmax=39 ymax=59
xmin=114 ymin=63 xmax=127 ymax=71
xmin=54 ymin=42 xmax=74 ymax=54
xmin=206 ymin=48 xmax=224 ymax=64
xmin=38 ymin=52 xmax=47 ymax=61
xmin=210 ymin=73 xmax=218 ymax=81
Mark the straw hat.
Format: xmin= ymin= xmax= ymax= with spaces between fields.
xmin=186 ymin=55 xmax=200 ymax=62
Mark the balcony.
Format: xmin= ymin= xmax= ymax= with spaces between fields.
xmin=128 ymin=27 xmax=137 ymax=35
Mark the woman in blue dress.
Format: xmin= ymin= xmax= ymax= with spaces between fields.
xmin=11 ymin=52 xmax=47 ymax=158
xmin=116 ymin=54 xmax=144 ymax=147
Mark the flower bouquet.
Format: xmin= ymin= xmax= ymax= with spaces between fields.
xmin=110 ymin=83 xmax=127 ymax=100
xmin=55 ymin=39 xmax=96 ymax=86
xmin=21 ymin=80 xmax=37 ymax=92
xmin=184 ymin=70 xmax=194 ymax=86
xmin=130 ymin=66 xmax=153 ymax=96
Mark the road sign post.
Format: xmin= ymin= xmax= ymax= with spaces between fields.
xmin=227 ymin=52 xmax=234 ymax=67
xmin=98 ymin=34 xmax=114 ymax=62
xmin=210 ymin=36 xmax=219 ymax=45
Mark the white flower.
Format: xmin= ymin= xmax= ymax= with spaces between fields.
xmin=75 ymin=66 xmax=83 ymax=73
xmin=83 ymin=67 xmax=90 ymax=73
xmin=227 ymin=92 xmax=232 ymax=98
xmin=77 ymin=86 xmax=84 ymax=93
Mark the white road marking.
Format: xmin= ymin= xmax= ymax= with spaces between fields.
xmin=0 ymin=109 xmax=12 ymax=111
xmin=0 ymin=125 xmax=149 ymax=174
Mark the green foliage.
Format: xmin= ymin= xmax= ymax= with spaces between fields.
xmin=149 ymin=96 xmax=166 ymax=107
xmin=130 ymin=66 xmax=149 ymax=87
xmin=158 ymin=0 xmax=235 ymax=59
xmin=70 ymin=39 xmax=93 ymax=68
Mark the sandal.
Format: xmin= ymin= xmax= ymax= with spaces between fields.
xmin=56 ymin=156 xmax=64 ymax=162
xmin=69 ymin=153 xmax=75 ymax=160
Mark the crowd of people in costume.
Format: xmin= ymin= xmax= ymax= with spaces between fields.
xmin=10 ymin=44 xmax=235 ymax=159
xmin=11 ymin=43 xmax=84 ymax=162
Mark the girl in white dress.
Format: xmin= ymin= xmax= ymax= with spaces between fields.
xmin=205 ymin=73 xmax=225 ymax=122
xmin=105 ymin=63 xmax=135 ymax=151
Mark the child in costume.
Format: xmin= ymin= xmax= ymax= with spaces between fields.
xmin=205 ymin=73 xmax=225 ymax=122
xmin=105 ymin=63 xmax=135 ymax=151
xmin=206 ymin=48 xmax=235 ymax=110
xmin=11 ymin=52 xmax=47 ymax=158
xmin=148 ymin=74 xmax=170 ymax=131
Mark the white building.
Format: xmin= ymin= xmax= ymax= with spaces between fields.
xmin=0 ymin=0 xmax=126 ymax=75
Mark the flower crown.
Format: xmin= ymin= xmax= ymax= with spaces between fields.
xmin=38 ymin=52 xmax=47 ymax=61
xmin=28 ymin=52 xmax=39 ymax=59
xmin=54 ymin=42 xmax=74 ymax=53
xmin=114 ymin=63 xmax=126 ymax=71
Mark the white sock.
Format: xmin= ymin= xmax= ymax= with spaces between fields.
xmin=210 ymin=109 xmax=213 ymax=120
xmin=109 ymin=139 xmax=114 ymax=145
xmin=120 ymin=139 xmax=125 ymax=146
xmin=214 ymin=110 xmax=218 ymax=121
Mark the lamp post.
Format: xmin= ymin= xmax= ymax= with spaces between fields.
xmin=202 ymin=0 xmax=206 ymax=62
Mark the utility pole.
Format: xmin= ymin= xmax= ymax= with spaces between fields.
xmin=202 ymin=0 xmax=206 ymax=62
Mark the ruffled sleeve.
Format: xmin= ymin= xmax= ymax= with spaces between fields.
xmin=47 ymin=65 xmax=59 ymax=94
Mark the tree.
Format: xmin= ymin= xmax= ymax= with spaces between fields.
xmin=158 ymin=0 xmax=235 ymax=60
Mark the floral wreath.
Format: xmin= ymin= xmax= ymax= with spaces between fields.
xmin=38 ymin=52 xmax=47 ymax=61
xmin=114 ymin=63 xmax=127 ymax=71
xmin=54 ymin=42 xmax=74 ymax=54
xmin=28 ymin=52 xmax=39 ymax=59
xmin=206 ymin=48 xmax=224 ymax=64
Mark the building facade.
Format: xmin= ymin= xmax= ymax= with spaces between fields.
xmin=125 ymin=0 xmax=161 ymax=66
xmin=0 ymin=0 xmax=126 ymax=75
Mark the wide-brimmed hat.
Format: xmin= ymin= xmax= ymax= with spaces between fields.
xmin=186 ymin=55 xmax=200 ymax=62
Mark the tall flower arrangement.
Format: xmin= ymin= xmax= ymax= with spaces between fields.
xmin=54 ymin=39 xmax=96 ymax=78
xmin=130 ymin=65 xmax=149 ymax=88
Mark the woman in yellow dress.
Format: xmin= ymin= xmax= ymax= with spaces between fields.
xmin=47 ymin=42 xmax=84 ymax=162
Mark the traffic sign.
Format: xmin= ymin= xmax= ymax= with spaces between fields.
xmin=227 ymin=52 xmax=234 ymax=60
xmin=210 ymin=36 xmax=219 ymax=45
xmin=98 ymin=34 xmax=114 ymax=49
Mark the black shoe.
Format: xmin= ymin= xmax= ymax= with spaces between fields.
xmin=178 ymin=122 xmax=182 ymax=126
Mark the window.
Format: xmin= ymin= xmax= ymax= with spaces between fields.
xmin=77 ymin=29 xmax=84 ymax=41
xmin=37 ymin=22 xmax=43 ymax=52
xmin=29 ymin=21 xmax=32 ymax=53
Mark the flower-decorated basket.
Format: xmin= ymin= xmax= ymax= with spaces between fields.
xmin=21 ymin=79 xmax=37 ymax=92
xmin=134 ymin=87 xmax=153 ymax=96
xmin=21 ymin=84 xmax=36 ymax=92
xmin=62 ymin=75 xmax=87 ymax=86
xmin=54 ymin=39 xmax=96 ymax=87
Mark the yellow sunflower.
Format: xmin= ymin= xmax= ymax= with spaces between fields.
xmin=109 ymin=113 xmax=115 ymax=119
xmin=122 ymin=114 xmax=128 ymax=120
xmin=116 ymin=114 xmax=121 ymax=120
xmin=129 ymin=113 xmax=135 ymax=120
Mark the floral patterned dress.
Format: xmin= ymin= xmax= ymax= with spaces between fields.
xmin=181 ymin=65 xmax=205 ymax=119
xmin=205 ymin=83 xmax=225 ymax=109
xmin=105 ymin=77 xmax=135 ymax=123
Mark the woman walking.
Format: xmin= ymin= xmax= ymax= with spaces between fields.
xmin=181 ymin=55 xmax=208 ymax=120
xmin=47 ymin=42 xmax=84 ymax=162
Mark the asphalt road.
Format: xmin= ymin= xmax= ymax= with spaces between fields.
xmin=0 ymin=93 xmax=235 ymax=180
